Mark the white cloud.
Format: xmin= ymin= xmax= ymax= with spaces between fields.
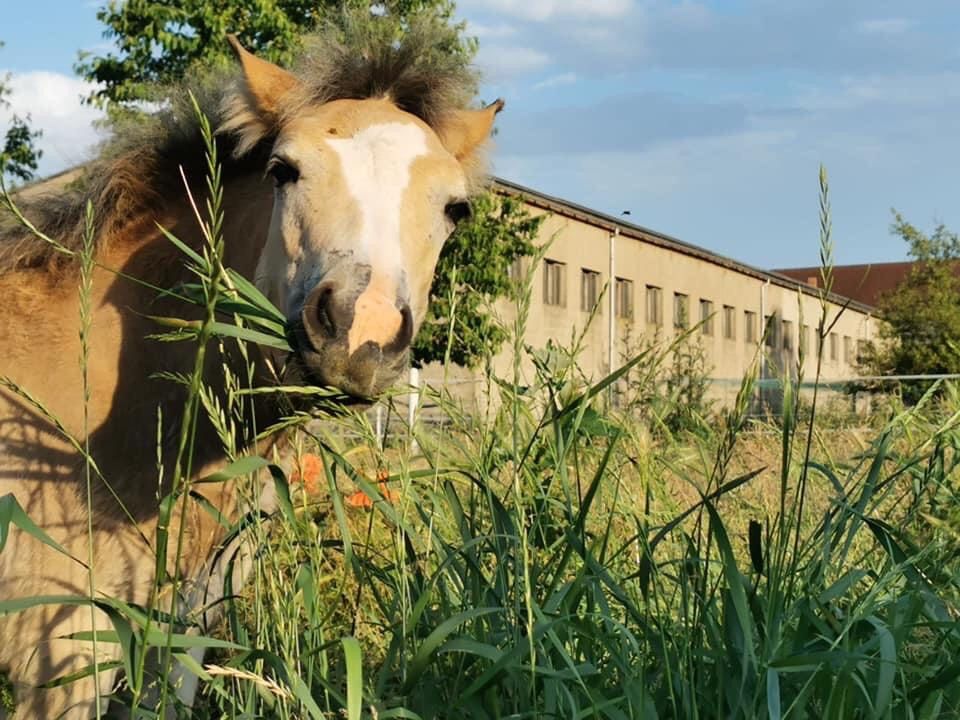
xmin=534 ymin=72 xmax=577 ymax=90
xmin=463 ymin=0 xmax=633 ymax=22
xmin=662 ymin=1 xmax=712 ymax=30
xmin=468 ymin=21 xmax=518 ymax=39
xmin=0 ymin=71 xmax=104 ymax=177
xmin=793 ymin=72 xmax=960 ymax=113
xmin=476 ymin=45 xmax=550 ymax=81
xmin=857 ymin=18 xmax=914 ymax=36
xmin=463 ymin=2 xmax=943 ymax=78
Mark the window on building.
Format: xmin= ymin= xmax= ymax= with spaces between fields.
xmin=800 ymin=324 xmax=811 ymax=355
xmin=764 ymin=314 xmax=778 ymax=348
xmin=782 ymin=320 xmax=794 ymax=351
xmin=646 ymin=285 xmax=663 ymax=326
xmin=857 ymin=339 xmax=867 ymax=362
xmin=700 ymin=299 xmax=714 ymax=336
xmin=674 ymin=293 xmax=689 ymax=329
xmin=829 ymin=333 xmax=838 ymax=361
xmin=543 ymin=259 xmax=566 ymax=307
xmin=615 ymin=277 xmax=634 ymax=319
xmin=843 ymin=336 xmax=853 ymax=364
xmin=722 ymin=305 xmax=736 ymax=340
xmin=581 ymin=268 xmax=601 ymax=312
xmin=744 ymin=310 xmax=757 ymax=343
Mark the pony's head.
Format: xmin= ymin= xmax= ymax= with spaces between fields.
xmin=223 ymin=38 xmax=500 ymax=398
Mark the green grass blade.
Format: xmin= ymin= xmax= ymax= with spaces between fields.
xmin=403 ymin=608 xmax=502 ymax=693
xmin=207 ymin=321 xmax=291 ymax=351
xmin=0 ymin=493 xmax=83 ymax=563
xmin=342 ymin=636 xmax=363 ymax=720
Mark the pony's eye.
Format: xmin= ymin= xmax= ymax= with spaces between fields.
xmin=266 ymin=157 xmax=300 ymax=187
xmin=445 ymin=200 xmax=472 ymax=226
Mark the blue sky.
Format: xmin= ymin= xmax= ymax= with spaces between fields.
xmin=2 ymin=0 xmax=959 ymax=269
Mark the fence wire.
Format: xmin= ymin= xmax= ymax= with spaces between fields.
xmin=345 ymin=372 xmax=958 ymax=447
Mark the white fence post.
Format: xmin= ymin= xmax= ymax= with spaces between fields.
xmin=375 ymin=404 xmax=384 ymax=450
xmin=408 ymin=366 xmax=420 ymax=453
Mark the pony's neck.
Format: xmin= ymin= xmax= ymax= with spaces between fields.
xmin=84 ymin=169 xmax=278 ymax=521
xmin=219 ymin=172 xmax=275 ymax=277
xmin=175 ymin=170 xmax=274 ymax=277
xmin=98 ymin=169 xmax=274 ymax=291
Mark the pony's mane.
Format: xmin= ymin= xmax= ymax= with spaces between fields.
xmin=0 ymin=11 xmax=484 ymax=276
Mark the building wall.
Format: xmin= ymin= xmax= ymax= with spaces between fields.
xmin=421 ymin=187 xmax=877 ymax=411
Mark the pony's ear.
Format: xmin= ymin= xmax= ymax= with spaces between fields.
xmin=226 ymin=34 xmax=300 ymax=123
xmin=440 ymin=99 xmax=505 ymax=162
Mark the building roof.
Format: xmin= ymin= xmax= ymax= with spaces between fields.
xmin=493 ymin=177 xmax=875 ymax=314
xmin=772 ymin=262 xmax=937 ymax=307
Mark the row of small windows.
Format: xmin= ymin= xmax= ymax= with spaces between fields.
xmin=543 ymin=261 xmax=636 ymax=318
xmin=539 ymin=259 xmax=860 ymax=363
xmin=763 ymin=317 xmax=862 ymax=363
xmin=669 ymin=293 xmax=751 ymax=342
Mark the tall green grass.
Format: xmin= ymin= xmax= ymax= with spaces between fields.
xmin=0 ymin=105 xmax=958 ymax=719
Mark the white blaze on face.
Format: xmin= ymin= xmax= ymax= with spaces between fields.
xmin=326 ymin=121 xmax=429 ymax=353
xmin=326 ymin=122 xmax=429 ymax=270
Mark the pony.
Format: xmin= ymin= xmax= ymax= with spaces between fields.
xmin=0 ymin=17 xmax=501 ymax=718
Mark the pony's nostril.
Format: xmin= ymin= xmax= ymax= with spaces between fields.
xmin=302 ymin=281 xmax=343 ymax=348
xmin=386 ymin=303 xmax=414 ymax=352
xmin=314 ymin=284 xmax=337 ymax=338
xmin=397 ymin=303 xmax=413 ymax=347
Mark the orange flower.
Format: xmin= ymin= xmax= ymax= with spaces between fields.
xmin=290 ymin=453 xmax=323 ymax=496
xmin=345 ymin=468 xmax=399 ymax=508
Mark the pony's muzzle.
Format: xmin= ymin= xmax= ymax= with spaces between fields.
xmin=297 ymin=280 xmax=413 ymax=397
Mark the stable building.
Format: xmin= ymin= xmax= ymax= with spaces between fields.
xmin=432 ymin=179 xmax=878 ymax=410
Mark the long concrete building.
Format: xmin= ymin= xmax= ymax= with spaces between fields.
xmin=433 ymin=179 xmax=878 ymax=410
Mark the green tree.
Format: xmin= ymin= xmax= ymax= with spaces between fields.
xmin=79 ymin=1 xmax=537 ymax=367
xmin=413 ymin=192 xmax=543 ymax=368
xmin=77 ymin=0 xmax=468 ymax=106
xmin=860 ymin=212 xmax=960 ymax=402
xmin=0 ymin=42 xmax=42 ymax=184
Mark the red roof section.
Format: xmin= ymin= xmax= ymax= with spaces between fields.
xmin=772 ymin=262 xmax=921 ymax=309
